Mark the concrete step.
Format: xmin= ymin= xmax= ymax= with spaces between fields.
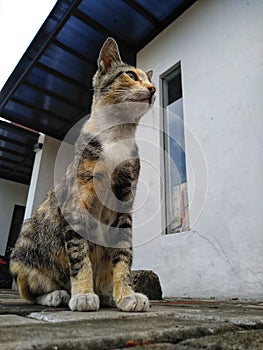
xmin=0 ymin=290 xmax=263 ymax=350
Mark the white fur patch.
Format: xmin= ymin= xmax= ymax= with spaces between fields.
xmin=103 ymin=139 xmax=135 ymax=171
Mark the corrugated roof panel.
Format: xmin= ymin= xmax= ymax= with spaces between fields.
xmin=13 ymin=85 xmax=82 ymax=121
xmin=39 ymin=44 xmax=93 ymax=87
xmin=0 ymin=151 xmax=24 ymax=163
xmin=0 ymin=139 xmax=28 ymax=155
xmin=78 ymin=0 xmax=154 ymax=43
xmin=0 ymin=121 xmax=39 ymax=184
xmin=3 ymin=100 xmax=66 ymax=133
xmin=56 ymin=15 xmax=104 ymax=62
xmin=0 ymin=127 xmax=28 ymax=145
xmin=25 ymin=66 xmax=89 ymax=109
xmin=134 ymin=0 xmax=185 ymax=21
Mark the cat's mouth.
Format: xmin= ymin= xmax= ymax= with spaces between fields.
xmin=142 ymin=96 xmax=155 ymax=105
xmin=139 ymin=98 xmax=151 ymax=104
xmin=127 ymin=97 xmax=152 ymax=104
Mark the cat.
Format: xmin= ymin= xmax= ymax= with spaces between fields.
xmin=10 ymin=37 xmax=156 ymax=312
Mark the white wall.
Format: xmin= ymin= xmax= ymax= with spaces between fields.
xmin=25 ymin=134 xmax=74 ymax=219
xmin=133 ymin=0 xmax=263 ymax=299
xmin=24 ymin=134 xmax=61 ymax=219
xmin=0 ymin=179 xmax=29 ymax=255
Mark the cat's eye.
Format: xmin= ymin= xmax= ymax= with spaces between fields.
xmin=126 ymin=71 xmax=138 ymax=81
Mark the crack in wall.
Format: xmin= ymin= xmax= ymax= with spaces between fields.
xmin=192 ymin=229 xmax=263 ymax=288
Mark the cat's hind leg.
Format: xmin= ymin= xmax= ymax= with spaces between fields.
xmin=36 ymin=290 xmax=70 ymax=307
xmin=10 ymin=261 xmax=70 ymax=307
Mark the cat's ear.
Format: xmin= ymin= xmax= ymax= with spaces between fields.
xmin=146 ymin=70 xmax=153 ymax=82
xmin=98 ymin=37 xmax=122 ymax=74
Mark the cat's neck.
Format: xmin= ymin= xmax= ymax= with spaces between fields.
xmin=83 ymin=107 xmax=138 ymax=143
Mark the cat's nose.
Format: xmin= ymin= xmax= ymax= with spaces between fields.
xmin=147 ymin=85 xmax=156 ymax=96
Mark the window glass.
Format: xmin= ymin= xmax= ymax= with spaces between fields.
xmin=162 ymin=65 xmax=189 ymax=233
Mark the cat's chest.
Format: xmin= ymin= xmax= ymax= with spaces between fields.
xmin=103 ymin=139 xmax=135 ymax=169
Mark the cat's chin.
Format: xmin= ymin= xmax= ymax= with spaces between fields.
xmin=96 ymin=101 xmax=151 ymax=124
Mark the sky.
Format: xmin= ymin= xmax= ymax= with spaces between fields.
xmin=0 ymin=0 xmax=57 ymax=90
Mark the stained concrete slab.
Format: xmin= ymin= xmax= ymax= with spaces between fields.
xmin=0 ymin=316 xmax=238 ymax=350
xmin=0 ymin=314 xmax=41 ymax=325
xmin=0 ymin=289 xmax=68 ymax=316
xmin=172 ymin=329 xmax=263 ymax=350
xmin=1 ymin=290 xmax=263 ymax=350
xmin=28 ymin=303 xmax=263 ymax=328
xmin=115 ymin=344 xmax=178 ymax=350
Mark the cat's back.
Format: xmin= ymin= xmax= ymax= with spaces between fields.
xmin=11 ymin=187 xmax=65 ymax=267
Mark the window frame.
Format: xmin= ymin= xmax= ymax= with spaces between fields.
xmin=160 ymin=62 xmax=189 ymax=234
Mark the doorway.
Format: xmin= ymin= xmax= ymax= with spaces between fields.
xmin=5 ymin=204 xmax=25 ymax=258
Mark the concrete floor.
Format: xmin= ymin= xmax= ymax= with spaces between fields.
xmin=0 ymin=289 xmax=263 ymax=349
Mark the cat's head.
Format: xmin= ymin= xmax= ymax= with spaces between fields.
xmin=92 ymin=38 xmax=156 ymax=122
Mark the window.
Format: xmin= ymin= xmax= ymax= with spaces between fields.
xmin=162 ymin=64 xmax=189 ymax=233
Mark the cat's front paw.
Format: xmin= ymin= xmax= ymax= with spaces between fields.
xmin=36 ymin=290 xmax=70 ymax=307
xmin=116 ymin=293 xmax=149 ymax=312
xmin=69 ymin=293 xmax=100 ymax=311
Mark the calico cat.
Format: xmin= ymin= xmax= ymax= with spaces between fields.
xmin=10 ymin=38 xmax=156 ymax=312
